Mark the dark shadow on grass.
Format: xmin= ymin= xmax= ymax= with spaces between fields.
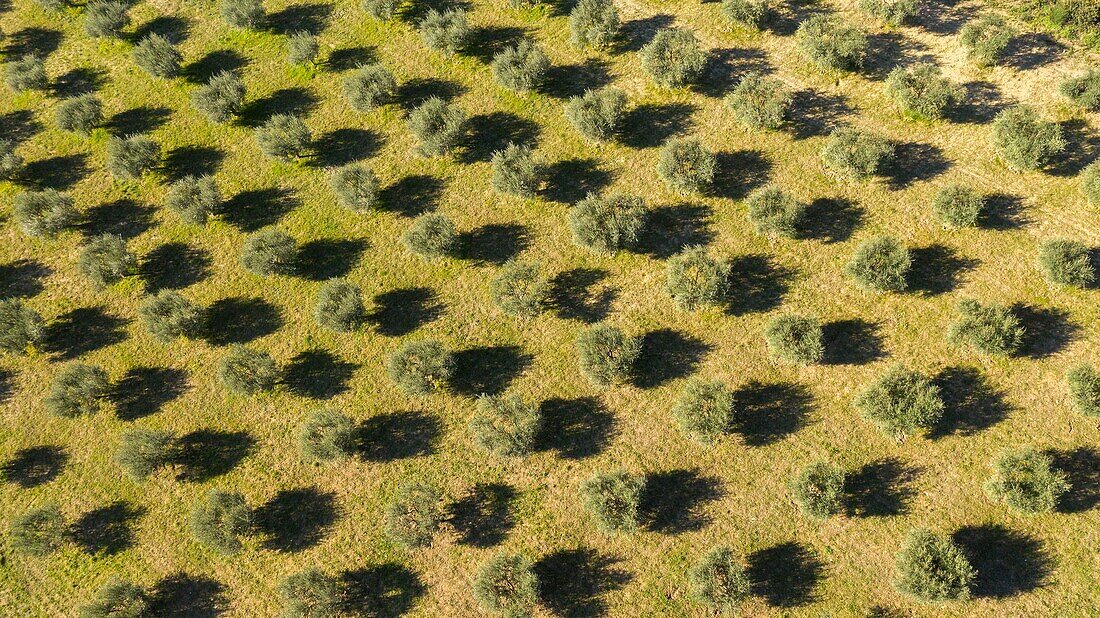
xmin=450 ymin=345 xmax=532 ymax=396
xmin=148 ymin=573 xmax=227 ymax=617
xmin=449 ymin=482 xmax=515 ymax=547
xmin=308 ymin=128 xmax=383 ymax=167
xmin=640 ymin=469 xmax=723 ymax=533
xmin=541 ymin=58 xmax=612 ymax=100
xmin=731 ymin=381 xmax=813 ymax=446
xmin=953 ymin=81 xmax=1010 ymax=125
xmin=1051 ymin=118 xmax=1100 ymax=177
xmin=378 ymin=174 xmax=442 ymax=217
xmin=535 ymin=548 xmax=632 ymax=618
xmin=456 ymin=223 xmax=530 ymax=265
xmin=367 ymin=287 xmax=443 ymax=337
xmin=637 ymin=203 xmax=714 ymax=259
xmin=325 ymin=46 xmax=374 ymax=72
xmin=0 ymin=110 xmax=41 ymax=144
xmin=1004 ymin=32 xmax=1064 ymax=71
xmin=265 ymin=2 xmax=333 ymax=34
xmin=931 ymin=366 xmax=1012 ymax=438
xmin=2 ymin=445 xmax=67 ymax=488
xmin=3 ymin=26 xmax=62 ymax=57
xmin=237 ymin=87 xmax=318 ymax=127
xmin=908 ymin=244 xmax=978 ymax=296
xmin=864 ymin=31 xmax=932 ymax=80
xmin=1013 ymin=304 xmax=1080 ymax=359
xmin=457 ymin=111 xmax=541 ymax=163
xmin=747 ymin=541 xmax=824 ymax=607
xmin=536 ymin=397 xmax=616 ymax=459
xmin=885 ymin=142 xmax=951 ymax=190
xmin=619 ymin=103 xmax=695 ymax=149
xmin=0 ymin=259 xmax=51 ymax=298
xmin=358 ymin=411 xmax=440 ymax=461
xmin=695 ymin=47 xmax=772 ymax=98
xmin=788 ymin=89 xmax=853 ymax=139
xmin=107 ymin=106 xmax=171 ymax=135
xmin=822 ymin=318 xmax=884 ymax=365
xmin=21 ymin=153 xmax=90 ymax=190
xmin=617 ymin=14 xmax=674 ymax=52
xmin=0 ymin=370 xmax=10 ymax=404
xmin=71 ymin=501 xmax=144 ymax=555
xmin=255 ymin=487 xmax=338 ymax=552
xmin=183 ymin=49 xmax=249 ymax=84
xmin=283 ymin=349 xmax=357 ymax=399
xmin=221 ymin=186 xmax=300 ymax=231
xmin=712 ymin=150 xmax=771 ymax=200
xmin=844 ymin=457 xmax=920 ymax=517
xmin=725 ymin=254 xmax=792 ymax=316
xmin=295 ymin=238 xmax=368 ymax=280
xmin=175 ymin=430 xmax=254 ymax=482
xmin=980 ymin=193 xmax=1030 ymax=230
xmin=633 ymin=329 xmax=711 ymax=389
xmin=340 ymin=563 xmax=425 ymax=618
xmin=45 ymin=306 xmax=129 ymax=360
xmin=1047 ymin=446 xmax=1100 ymax=513
xmin=131 ymin=15 xmax=191 ymax=43
xmin=201 ymin=297 xmax=282 ymax=346
xmin=111 ymin=366 xmax=189 ymax=420
xmin=142 ymin=242 xmax=212 ymax=292
xmin=461 ymin=26 xmax=527 ymax=63
xmin=550 ymin=268 xmax=616 ymax=323
xmin=953 ymin=524 xmax=1052 ymax=598
xmin=540 ymin=158 xmax=612 ymax=203
xmin=162 ymin=145 xmax=223 ymax=181
xmin=395 ymin=77 xmax=466 ymax=109
xmin=81 ymin=198 xmax=155 ymax=239
xmin=52 ymin=67 xmax=108 ymax=97
xmin=918 ymin=0 xmax=976 ymax=35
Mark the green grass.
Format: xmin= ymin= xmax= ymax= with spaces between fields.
xmin=2 ymin=0 xmax=1100 ymax=615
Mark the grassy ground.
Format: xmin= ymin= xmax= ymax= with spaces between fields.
xmin=1 ymin=0 xmax=1099 ymax=615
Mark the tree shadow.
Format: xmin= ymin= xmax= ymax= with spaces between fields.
xmin=550 ymin=268 xmax=616 ymax=323
xmin=747 ymin=542 xmax=824 ymax=607
xmin=619 ymin=103 xmax=695 ymax=149
xmin=456 ymin=223 xmax=530 ymax=265
xmin=541 ymin=58 xmax=612 ymax=100
xmin=221 ymin=186 xmax=300 ymax=231
xmin=534 ymin=548 xmax=632 ymax=618
xmin=0 ymin=259 xmax=51 ymax=298
xmin=540 ymin=158 xmax=613 ymax=204
xmin=695 ymin=47 xmax=773 ymax=98
xmin=457 ymin=111 xmax=541 ymax=163
xmin=908 ymin=244 xmax=978 ymax=296
xmin=953 ymin=524 xmax=1052 ymax=598
xmin=162 ymin=145 xmax=223 ymax=181
xmin=107 ymin=106 xmax=172 ymax=135
xmin=931 ymin=366 xmax=1012 ymax=438
xmin=295 ymin=238 xmax=368 ymax=280
xmin=637 ymin=203 xmax=714 ymax=259
xmin=81 ymin=198 xmax=155 ymax=239
xmin=340 ymin=563 xmax=425 ymax=618
xmin=1047 ymin=446 xmax=1099 ymax=513
xmin=712 ymin=150 xmax=772 ymax=200
xmin=0 ymin=110 xmax=41 ymax=145
xmin=52 ymin=67 xmax=108 ymax=97
xmin=201 ymin=297 xmax=282 ymax=346
xmin=640 ymin=469 xmax=723 ymax=534
xmin=283 ymin=349 xmax=357 ymax=399
xmin=22 ymin=153 xmax=90 ymax=191
xmin=788 ymin=89 xmax=853 ymax=139
xmin=378 ymin=174 xmax=443 ymax=217
xmin=183 ymin=49 xmax=249 ymax=84
xmin=70 ymin=501 xmax=144 ymax=555
xmin=175 ymin=430 xmax=255 ymax=482
xmin=142 ymin=242 xmax=212 ymax=292
xmin=111 ymin=366 xmax=189 ymax=420
xmin=3 ymin=26 xmax=63 ymax=57
xmin=460 ymin=25 xmax=526 ymax=63
xmin=863 ymin=31 xmax=932 ymax=80
xmin=617 ymin=14 xmax=674 ymax=52
xmin=768 ymin=0 xmax=827 ymax=36
xmin=0 ymin=370 xmax=10 ymax=404
xmin=265 ymin=2 xmax=333 ymax=34
xmin=367 ymin=287 xmax=443 ymax=337
xmin=885 ymin=142 xmax=951 ymax=190
xmin=633 ymin=329 xmax=711 ymax=389
xmin=395 ymin=77 xmax=467 ymax=109
xmin=308 ymin=128 xmax=383 ymax=167
xmin=1003 ymin=32 xmax=1064 ymax=70
xmin=450 ymin=345 xmax=532 ymax=396
xmin=953 ymin=81 xmax=1010 ymax=125
xmin=131 ymin=15 xmax=191 ymax=43
xmin=237 ymin=87 xmax=318 ymax=127
xmin=325 ymin=46 xmax=374 ymax=72
xmin=395 ymin=0 xmax=467 ymax=24
xmin=822 ymin=318 xmax=884 ymax=365
xmin=536 ymin=397 xmax=616 ymax=459
xmin=980 ymin=193 xmax=1030 ymax=230
xmin=255 ymin=487 xmax=339 ymax=552
xmin=731 ymin=381 xmax=813 ymax=446
xmin=45 ymin=307 xmax=129 ymax=360
xmin=725 ymin=254 xmax=792 ymax=316
xmin=358 ymin=411 xmax=439 ymax=461
xmin=1013 ymin=304 xmax=1080 ymax=359
xmin=1051 ymin=118 xmax=1100 ymax=177
xmin=844 ymin=457 xmax=920 ymax=517
xmin=918 ymin=0 xmax=976 ymax=35
xmin=148 ymin=573 xmax=227 ymax=617
xmin=1 ymin=445 xmax=67 ymax=488
xmin=448 ymin=482 xmax=515 ymax=547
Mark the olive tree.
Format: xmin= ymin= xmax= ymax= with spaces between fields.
xmin=1059 ymin=70 xmax=1100 ymax=110
xmin=796 ymin=15 xmax=867 ymax=71
xmin=984 ymin=447 xmax=1068 ymax=515
xmin=419 ymin=8 xmax=469 ymax=55
xmin=580 ymin=470 xmax=644 ymax=533
xmin=845 ymin=236 xmax=910 ymax=292
xmin=568 ymin=192 xmax=646 ymax=254
xmin=218 ymin=344 xmax=278 ymax=395
xmin=45 ymin=363 xmax=109 ymax=417
xmin=764 ymin=313 xmax=824 ymax=365
xmin=10 ymin=504 xmax=67 ymax=556
xmin=569 ymin=0 xmax=619 ymax=49
xmin=279 ymin=569 xmax=341 ymax=618
xmin=82 ymin=578 xmax=149 ymax=618
xmin=672 ymin=378 xmax=733 ymax=445
xmin=565 ymin=87 xmax=626 ymax=142
xmin=960 ymin=14 xmax=1013 ymax=67
xmin=1037 ymin=238 xmax=1094 ymax=287
xmin=657 ymin=137 xmax=716 ymax=194
xmin=78 ymin=234 xmax=136 ymax=289
xmin=473 ymin=553 xmax=540 ymax=618
xmin=490 ymin=260 xmax=551 ymax=318
xmin=665 ymin=246 xmax=728 ymax=310
xmin=1067 ymin=363 xmax=1100 ymax=418
xmin=575 ymin=323 xmax=640 ymax=387
xmin=165 ymin=175 xmax=221 ymax=224
xmin=0 ymin=299 xmax=45 ymax=354
xmin=106 ymin=134 xmax=160 ymax=179
xmin=690 ymin=546 xmax=751 ymax=613
xmin=861 ymin=0 xmax=918 ymax=26
xmin=133 ymin=34 xmax=182 ymax=78
xmin=855 ymin=364 xmax=944 ymax=440
xmin=0 ymin=139 xmax=23 ymax=179
xmin=84 ymin=0 xmax=130 ymax=38
xmin=820 ymin=127 xmax=893 ymax=180
xmin=330 ymin=163 xmax=380 ymax=212
xmin=4 ymin=55 xmax=48 ymax=92
xmin=491 ymin=143 xmax=539 ymax=197
xmin=640 ymin=28 xmax=707 ymax=88
xmin=386 ymin=339 xmax=454 ymax=394
xmin=947 ymin=299 xmax=1024 ymax=356
xmin=992 ymin=105 xmax=1064 ymax=171
xmin=55 ymin=94 xmax=104 ymax=134
xmin=407 ymin=97 xmax=465 ymax=156
xmin=404 ymin=213 xmax=458 ymax=258
xmin=13 ymin=190 xmax=78 ymax=237
xmin=894 ymin=528 xmax=974 ymax=602
xmin=725 ymin=71 xmax=791 ymax=130
xmin=722 ymin=0 xmax=768 ymax=29
xmin=193 ymin=71 xmax=245 ymax=123
xmin=191 ymin=489 xmax=253 ymax=555
xmin=298 ymin=408 xmax=357 ymax=461
xmin=240 ymin=228 xmax=297 ymax=276
xmin=139 ymin=290 xmax=203 ymax=342
xmin=344 ymin=63 xmax=396 ymax=112
xmin=1083 ymin=161 xmax=1100 ymax=206
xmin=492 ymin=39 xmax=550 ymax=93
xmin=220 ymin=0 xmax=264 ymax=29
xmin=314 ymin=278 xmax=365 ymax=331
xmin=255 ymin=114 xmax=311 ymax=161
xmin=932 ymin=185 xmax=983 ymax=229
xmin=469 ymin=393 xmax=541 ymax=457
xmin=790 ymin=461 xmax=845 ymax=519
xmin=286 ymin=31 xmax=318 ymax=66
xmin=885 ymin=63 xmax=964 ymax=120
xmin=745 ymin=185 xmax=804 ymax=238
xmin=115 ymin=428 xmax=177 ymax=480
xmin=384 ymin=483 xmax=444 ymax=548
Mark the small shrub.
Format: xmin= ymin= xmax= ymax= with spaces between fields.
xmin=1059 ymin=70 xmax=1100 ymax=110
xmin=992 ymin=105 xmax=1064 ymax=171
xmin=490 ymin=260 xmax=550 ymax=317
xmin=745 ymin=185 xmax=804 ymax=238
xmin=84 ymin=0 xmax=129 ymax=38
xmin=329 ymin=163 xmax=379 ymax=213
xmin=255 ymin=114 xmax=311 ymax=160
xmin=568 ymin=192 xmax=646 ymax=254
xmin=78 ymin=234 xmax=135 ymax=289
xmin=575 ymin=323 xmax=640 ymax=387
xmin=821 ymin=127 xmax=892 ymax=180
xmin=722 ymin=0 xmax=768 ymax=29
xmin=298 ymin=409 xmax=357 ymax=462
xmin=790 ymin=461 xmax=845 ymax=519
xmin=570 ymin=0 xmax=619 ymax=49
xmin=82 ymin=578 xmax=148 ymax=618
xmin=193 ymin=71 xmax=245 ymax=123
xmin=363 ymin=0 xmax=398 ymax=20
xmin=1067 ymin=364 xmax=1100 ymax=417
xmin=115 ymin=428 xmax=176 ymax=480
xmin=314 ymin=278 xmax=364 ymax=331
xmin=139 ymin=290 xmax=202 ymax=342
xmin=191 ymin=489 xmax=253 ymax=555
xmin=469 ymin=394 xmax=541 ymax=457
xmin=845 ymin=236 xmax=910 ymax=292
xmin=44 ymin=363 xmax=109 ymax=417
xmin=948 ymin=299 xmax=1024 ymax=356
xmin=765 ymin=313 xmax=824 ymax=365
xmin=690 ymin=546 xmax=750 ymax=614
xmin=344 ymin=63 xmax=396 ymax=112
xmin=165 ymin=175 xmax=220 ymax=224
xmin=565 ymin=87 xmax=626 ymax=142
xmin=0 ymin=139 xmax=23 ymax=178
xmin=796 ymin=15 xmax=867 ymax=71
xmin=407 ymin=97 xmax=466 ymax=156
xmin=932 ymin=185 xmax=983 ymax=229
xmin=580 ymin=470 xmax=644 ymax=533
xmin=672 ymin=378 xmax=733 ymax=444
xmin=665 ymin=246 xmax=728 ymax=310
xmin=420 ymin=9 xmax=469 ymax=56
xmin=658 ymin=137 xmax=716 ymax=194
xmin=960 ymin=14 xmax=1013 ymax=67
xmin=1083 ymin=161 xmax=1100 ymax=206
xmin=640 ymin=28 xmax=707 ymax=88
xmin=133 ymin=34 xmax=182 ymax=78
xmin=221 ymin=0 xmax=264 ymax=28
xmin=984 ymin=447 xmax=1068 ymax=514
xmin=10 ymin=504 xmax=66 ymax=556
xmin=1038 ymin=238 xmax=1094 ymax=287
xmin=55 ymin=94 xmax=103 ymax=134
xmin=861 ymin=0 xmax=918 ymax=26
xmin=386 ymin=339 xmax=454 ymax=394
xmin=279 ymin=569 xmax=341 ymax=618
xmin=240 ymin=228 xmax=297 ymax=276
xmin=492 ymin=39 xmax=550 ymax=93
xmin=0 ymin=299 xmax=45 ymax=354
xmin=894 ymin=528 xmax=974 ymax=602
xmin=885 ymin=63 xmax=964 ymax=120
xmin=404 ymin=213 xmax=457 ymax=258
xmin=106 ymin=134 xmax=160 ymax=179
xmin=491 ymin=143 xmax=539 ymax=197
xmin=4 ymin=55 xmax=47 ymax=92
xmin=385 ymin=483 xmax=444 ymax=548
xmin=13 ymin=190 xmax=78 ymax=237
xmin=473 ymin=553 xmax=540 ymax=618
xmin=219 ymin=344 xmax=278 ymax=395
xmin=286 ymin=31 xmax=318 ymax=65
xmin=725 ymin=71 xmax=791 ymax=130
xmin=855 ymin=364 xmax=944 ymax=440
